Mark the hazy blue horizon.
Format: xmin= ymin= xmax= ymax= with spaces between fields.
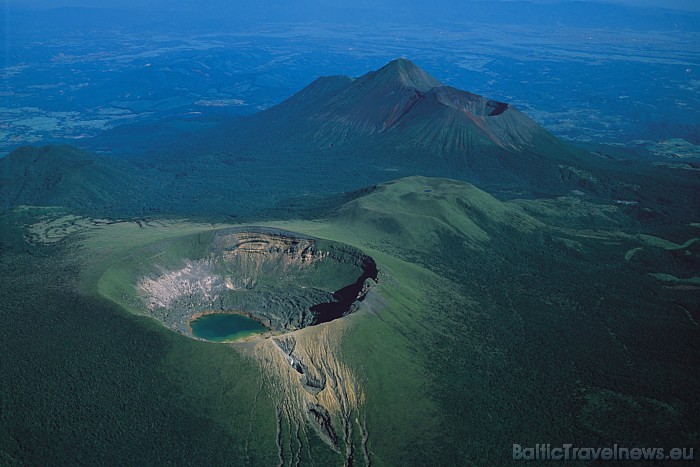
xmin=3 ymin=0 xmax=700 ymax=13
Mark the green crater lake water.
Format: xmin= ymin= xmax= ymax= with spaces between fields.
xmin=189 ymin=313 xmax=266 ymax=342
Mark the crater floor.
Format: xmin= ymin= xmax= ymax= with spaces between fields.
xmin=120 ymin=227 xmax=378 ymax=339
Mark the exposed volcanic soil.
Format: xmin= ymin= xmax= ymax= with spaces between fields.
xmin=136 ymin=227 xmax=378 ymax=339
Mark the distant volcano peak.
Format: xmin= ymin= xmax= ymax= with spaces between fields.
xmin=260 ymin=58 xmax=557 ymax=166
xmin=360 ymin=58 xmax=442 ymax=92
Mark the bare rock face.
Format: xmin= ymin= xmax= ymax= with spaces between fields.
xmin=135 ymin=227 xmax=377 ymax=337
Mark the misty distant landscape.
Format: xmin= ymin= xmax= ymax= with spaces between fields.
xmin=1 ymin=1 xmax=698 ymax=465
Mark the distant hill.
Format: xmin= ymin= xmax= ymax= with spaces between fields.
xmin=216 ymin=59 xmax=697 ymax=214
xmin=0 ymin=145 xmax=153 ymax=214
xmin=330 ymin=175 xmax=542 ymax=253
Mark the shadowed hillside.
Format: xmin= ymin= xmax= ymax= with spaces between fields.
xmin=0 ymin=145 xmax=155 ymax=214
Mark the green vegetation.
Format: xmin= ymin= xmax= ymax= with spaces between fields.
xmin=1 ymin=59 xmax=698 ymax=465
xmin=2 ymin=170 xmax=699 ymax=466
xmin=270 ymin=178 xmax=700 ymax=464
xmin=0 ymin=213 xmax=278 ymax=465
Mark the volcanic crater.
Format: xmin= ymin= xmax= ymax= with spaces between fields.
xmin=133 ymin=227 xmax=378 ymax=340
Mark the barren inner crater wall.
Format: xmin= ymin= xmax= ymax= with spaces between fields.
xmin=120 ymin=227 xmax=377 ymax=337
